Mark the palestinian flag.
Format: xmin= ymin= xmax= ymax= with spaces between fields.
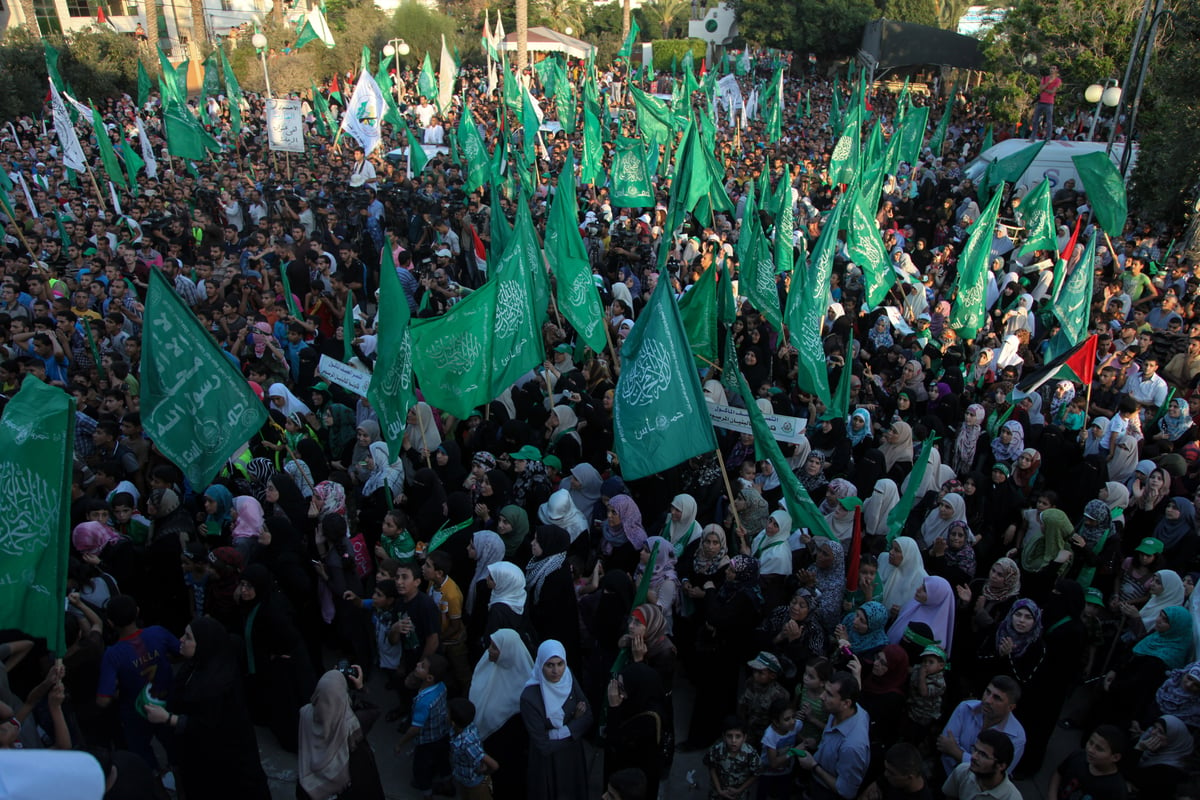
xmin=468 ymin=223 xmax=487 ymax=277
xmin=1016 ymin=334 xmax=1098 ymax=393
xmin=329 ymin=75 xmax=343 ymax=107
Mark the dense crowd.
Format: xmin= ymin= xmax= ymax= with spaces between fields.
xmin=1 ymin=45 xmax=1199 ymax=800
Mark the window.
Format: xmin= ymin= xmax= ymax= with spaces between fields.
xmin=64 ymin=0 xmax=92 ymax=17
xmin=33 ymin=0 xmax=62 ymax=32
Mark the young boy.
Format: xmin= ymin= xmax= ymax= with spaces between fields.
xmin=844 ymin=556 xmax=882 ymax=611
xmin=423 ymin=550 xmax=469 ymax=692
xmin=374 ymin=509 xmax=417 ymax=564
xmin=906 ymin=644 xmax=947 ymax=742
xmin=737 ymin=651 xmax=789 ymax=747
xmin=1048 ymin=725 xmax=1126 ymax=800
xmin=759 ymin=698 xmax=803 ymax=799
xmin=181 ymin=542 xmax=210 ymax=620
xmin=344 ymin=579 xmax=404 ymax=680
xmin=448 ymin=697 xmax=499 ymax=799
xmin=705 ymin=715 xmax=760 ymax=800
xmin=395 ymin=654 xmax=452 ymax=799
xmin=794 ymin=656 xmax=831 ymax=750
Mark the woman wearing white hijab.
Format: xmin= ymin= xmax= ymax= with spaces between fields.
xmin=863 ymin=479 xmax=900 ymax=538
xmin=665 ymin=494 xmax=702 ymax=557
xmin=900 ymin=446 xmax=944 ymax=499
xmin=470 ymin=628 xmax=536 ymax=738
xmin=538 ymin=489 xmax=589 ymax=542
xmin=361 ymin=441 xmax=403 ymax=498
xmin=1138 ymin=570 xmax=1186 ymax=632
xmin=918 ymin=493 xmax=969 ymax=551
xmin=877 ymin=536 xmax=929 ymax=616
xmin=402 ymin=401 xmax=441 ymax=456
xmin=297 ymin=670 xmax=383 ymax=800
xmin=521 ymin=639 xmax=592 ymax=800
xmin=994 ymin=335 xmax=1024 ymax=369
xmin=1107 ymin=436 xmax=1140 ymax=484
xmin=1003 ymin=294 xmax=1036 ymax=338
xmin=268 ymin=383 xmax=312 ymax=418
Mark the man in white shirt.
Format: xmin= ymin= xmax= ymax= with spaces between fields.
xmin=349 ymin=146 xmax=376 ymax=186
xmin=415 ymin=99 xmax=436 ymax=128
xmin=1124 ymin=355 xmax=1169 ymax=419
xmin=423 ymin=116 xmax=445 ymax=145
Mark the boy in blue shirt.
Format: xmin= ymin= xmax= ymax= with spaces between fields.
xmin=448 ymin=697 xmax=499 ymax=799
xmin=395 ymin=653 xmax=452 ymax=798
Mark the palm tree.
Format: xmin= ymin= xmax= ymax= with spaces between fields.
xmin=622 ymin=0 xmax=630 ymax=42
xmin=641 ymin=0 xmax=688 ymax=38
xmin=19 ymin=0 xmax=41 ymax=35
xmin=517 ymin=0 xmax=528 ymax=68
xmin=538 ymin=0 xmax=586 ymax=36
xmin=189 ymin=0 xmax=207 ymax=59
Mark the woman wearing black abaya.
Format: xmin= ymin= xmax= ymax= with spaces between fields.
xmin=253 ymin=516 xmax=322 ymax=677
xmin=238 ymin=563 xmax=316 ymax=752
xmin=142 ymin=488 xmax=192 ymax=634
xmin=264 ymin=472 xmax=310 ymax=533
xmin=604 ymin=663 xmax=666 ymax=799
xmin=525 ymin=526 xmax=581 ymax=667
xmin=402 ymin=468 xmax=448 ymax=544
xmin=143 ymin=616 xmax=270 ymax=799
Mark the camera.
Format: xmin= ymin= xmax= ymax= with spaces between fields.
xmin=336 ymin=659 xmax=359 ymax=682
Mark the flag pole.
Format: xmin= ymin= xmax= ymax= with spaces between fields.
xmin=714 ymin=447 xmax=743 ymax=534
xmin=602 ymin=316 xmax=622 ymax=376
xmin=86 ymin=168 xmax=109 ymax=216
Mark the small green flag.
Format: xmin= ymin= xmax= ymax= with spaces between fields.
xmin=1056 ymin=233 xmax=1097 ymax=345
xmin=418 ymin=52 xmax=437 ymax=100
xmin=0 ymin=378 xmax=75 ymax=656
xmin=411 ymin=280 xmax=497 ymax=419
xmin=949 ymin=187 xmax=1006 ymax=340
xmin=887 ymin=437 xmax=937 ymax=543
xmin=610 ymin=136 xmax=654 ymax=208
xmin=137 ymin=59 xmax=153 ymax=108
xmin=545 ymin=150 xmax=606 ymax=353
xmin=677 ymin=264 xmax=718 ymax=366
xmin=163 ymin=101 xmax=221 ymax=161
xmin=617 ymin=18 xmax=640 ymax=60
xmin=90 ymin=105 xmax=127 ymax=192
xmin=120 ymin=138 xmax=145 ymax=195
xmin=981 ymin=124 xmax=994 ymax=154
xmin=613 ymin=272 xmax=717 ymax=481
xmin=785 ymin=199 xmax=846 ymax=408
xmin=458 ymin=104 xmax=491 ymax=193
xmin=342 ymin=293 xmax=356 ymax=362
xmin=406 ymin=126 xmax=429 ymax=176
xmin=846 ymin=182 xmax=893 ymax=309
xmin=141 ymin=268 xmax=268 ymax=488
xmin=1017 ymin=179 xmax=1057 ymax=257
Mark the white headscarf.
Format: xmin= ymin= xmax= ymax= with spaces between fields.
xmin=298 ymin=670 xmax=360 ymax=799
xmin=404 ymin=401 xmax=442 ymax=452
xmin=1141 ymin=570 xmax=1186 ymax=630
xmin=537 ymin=489 xmax=588 ymax=541
xmin=878 ymin=536 xmax=929 ymax=611
xmin=362 ymin=441 xmax=403 ymax=496
xmin=525 ymin=639 xmax=574 ymax=740
xmin=269 ymin=383 xmax=312 ymax=416
xmin=863 ymin=479 xmax=900 ymax=538
xmin=469 ymin=628 xmax=535 ymax=739
xmin=667 ymin=494 xmax=702 ymax=552
xmin=487 ymin=562 xmax=527 ymax=614
xmin=918 ymin=492 xmax=968 ymax=550
xmin=994 ymin=335 xmax=1024 ymax=369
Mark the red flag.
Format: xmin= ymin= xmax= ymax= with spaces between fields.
xmin=1059 ymin=214 xmax=1083 ymax=261
xmin=96 ymin=6 xmax=108 ymax=24
xmin=1063 ymin=333 xmax=1099 ymax=384
xmin=469 ymin=223 xmax=487 ymax=277
xmin=846 ymin=505 xmax=863 ymax=591
xmin=700 ymin=58 xmax=707 ymax=77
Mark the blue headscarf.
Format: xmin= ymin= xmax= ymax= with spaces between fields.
xmin=202 ymin=484 xmax=234 ymax=539
xmin=848 ymin=409 xmax=873 ymax=446
xmin=843 ymin=601 xmax=890 ymax=653
xmin=1133 ymin=606 xmax=1195 ymax=669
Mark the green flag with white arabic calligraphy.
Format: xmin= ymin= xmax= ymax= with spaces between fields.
xmin=0 ymin=378 xmax=74 ymax=656
xmin=1017 ymin=178 xmax=1057 ymax=257
xmin=141 ymin=269 xmax=268 ymax=488
xmin=611 ymin=136 xmax=654 ymax=208
xmin=369 ymin=240 xmax=416 ymax=462
xmin=846 ymin=182 xmax=893 ymax=309
xmin=1056 ymin=233 xmax=1097 ymax=346
xmin=411 ymin=281 xmax=497 ymax=419
xmin=949 ymin=187 xmax=1005 ymax=340
xmin=773 ymin=173 xmax=794 ymax=275
xmin=458 ymin=104 xmax=491 ymax=193
xmin=489 ymin=198 xmax=549 ymax=393
xmin=614 ymin=273 xmax=717 ymax=481
xmin=629 ymin=85 xmax=675 ymax=141
xmin=786 ymin=199 xmax=845 ymax=408
xmin=581 ymin=106 xmax=603 ymax=186
xmin=545 ymin=151 xmax=606 ymax=353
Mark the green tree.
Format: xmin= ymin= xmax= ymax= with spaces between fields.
xmin=734 ymin=0 xmax=875 ymax=56
xmin=1129 ymin=3 xmax=1200 ymax=226
xmin=884 ymin=0 xmax=939 ymax=27
xmin=640 ymin=0 xmax=689 ymax=38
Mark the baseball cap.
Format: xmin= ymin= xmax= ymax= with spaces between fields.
xmin=747 ymin=651 xmax=782 ymax=674
xmin=1085 ymin=588 xmax=1105 ymax=607
xmin=1135 ymin=537 xmax=1164 ymax=555
xmin=508 ymin=445 xmax=542 ymax=462
xmin=919 ymin=644 xmax=947 ymax=661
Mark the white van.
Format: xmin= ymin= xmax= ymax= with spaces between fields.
xmin=963 ymin=140 xmax=1138 ymax=196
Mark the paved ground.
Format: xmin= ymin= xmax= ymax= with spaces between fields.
xmin=256 ymin=664 xmax=1081 ymax=798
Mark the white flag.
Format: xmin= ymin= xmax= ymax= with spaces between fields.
xmin=339 ymin=71 xmax=385 ymax=156
xmin=307 ymin=4 xmax=335 ymax=48
xmin=438 ymin=34 xmax=456 ymax=115
xmin=17 ymin=173 xmax=38 ymax=218
xmin=135 ymin=116 xmax=158 ymax=180
xmin=109 ymin=181 xmax=123 ymax=216
xmin=49 ymin=80 xmax=86 ymax=172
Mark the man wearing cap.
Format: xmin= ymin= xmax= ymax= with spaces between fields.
xmin=937 ymin=675 xmax=1026 ymax=778
xmin=795 ymin=671 xmax=871 ymax=800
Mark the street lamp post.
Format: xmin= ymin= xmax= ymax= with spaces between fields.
xmin=252 ymin=32 xmax=272 ymax=98
xmin=1085 ymin=79 xmax=1121 ymax=142
xmin=383 ymin=39 xmax=410 ymax=106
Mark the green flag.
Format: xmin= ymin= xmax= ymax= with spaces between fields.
xmin=418 ymin=53 xmax=437 ymax=100
xmin=824 ymin=326 xmax=854 ymax=421
xmin=617 ymin=17 xmax=640 ymax=60
xmin=886 ymin=437 xmax=936 ymax=543
xmin=981 ymin=124 xmax=994 ymax=154
xmin=895 ymin=105 xmax=929 ymax=168
xmin=677 ymin=264 xmax=718 ymax=366
xmin=120 ymin=138 xmax=145 ymax=194
xmin=157 ymin=47 xmax=183 ymax=105
xmin=949 ymin=187 xmax=1006 ymax=340
xmin=829 ymin=113 xmax=861 ymax=185
xmin=545 ymin=151 xmax=606 ymax=353
xmin=1056 ymin=233 xmax=1097 ymax=345
xmin=742 ymin=224 xmax=782 ymax=332
xmin=1016 ymin=179 xmax=1057 ymax=256
xmin=44 ymin=39 xmax=67 ymax=95
xmin=406 ymin=126 xmax=429 ymax=176
xmin=611 ymin=136 xmax=654 ymax=207
xmin=311 ymin=81 xmax=336 ymax=137
xmin=489 ymin=198 xmax=549 ymax=393
xmin=786 ymin=200 xmax=846 ymax=408
xmin=163 ymin=101 xmax=221 ymax=161
xmin=613 ymin=273 xmax=717 ymax=480
xmin=928 ymin=106 xmax=951 ymax=157
xmin=1072 ymin=151 xmax=1128 ymax=236
xmin=411 ymin=280 xmax=497 ymax=419
xmin=342 ymin=291 xmax=356 ymax=362
xmin=581 ymin=106 xmax=603 ymax=186
xmin=773 ymin=173 xmax=794 ymax=275
xmin=200 ymin=52 xmax=220 ymax=106
xmin=90 ymin=105 xmax=127 ymax=192
xmin=724 ymin=329 xmax=835 ymax=539
xmin=488 ymin=180 xmax=511 ymax=260
xmin=141 ymin=268 xmax=268 ymax=488
xmin=846 ymin=182 xmax=893 ymax=309
xmin=369 ymin=240 xmax=416 ymax=462
xmin=137 ymin=59 xmax=153 ymax=108
xmin=0 ymin=378 xmax=75 ymax=656
xmin=458 ymin=104 xmax=491 ymax=193
xmin=629 ymin=85 xmax=674 ymax=141
xmin=980 ymin=140 xmax=1044 ymax=205
xmin=520 ymin=88 xmax=539 ymax=166
xmin=218 ymin=46 xmax=243 ymax=136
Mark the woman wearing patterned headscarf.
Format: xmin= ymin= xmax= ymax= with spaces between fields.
xmin=952 ymin=404 xmax=988 ymax=474
xmin=976 ymin=599 xmax=1046 ymax=690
